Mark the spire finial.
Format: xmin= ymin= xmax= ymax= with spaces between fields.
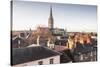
xmin=50 ymin=5 xmax=52 ymax=17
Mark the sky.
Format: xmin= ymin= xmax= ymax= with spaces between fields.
xmin=12 ymin=1 xmax=97 ymax=32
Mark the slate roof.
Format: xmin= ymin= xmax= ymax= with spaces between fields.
xmin=73 ymin=42 xmax=95 ymax=55
xmin=11 ymin=46 xmax=61 ymax=65
xmin=12 ymin=37 xmax=29 ymax=48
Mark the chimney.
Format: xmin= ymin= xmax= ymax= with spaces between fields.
xmin=37 ymin=35 xmax=40 ymax=46
xmin=19 ymin=33 xmax=21 ymax=38
xmin=18 ymin=34 xmax=21 ymax=48
xmin=24 ymin=32 xmax=27 ymax=38
xmin=18 ymin=40 xmax=20 ymax=48
xmin=47 ymin=38 xmax=55 ymax=49
xmin=47 ymin=38 xmax=50 ymax=48
xmin=18 ymin=40 xmax=20 ymax=44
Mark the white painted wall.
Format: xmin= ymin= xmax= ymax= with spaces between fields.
xmin=12 ymin=55 xmax=60 ymax=67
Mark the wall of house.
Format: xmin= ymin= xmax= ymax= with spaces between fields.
xmin=12 ymin=55 xmax=60 ymax=67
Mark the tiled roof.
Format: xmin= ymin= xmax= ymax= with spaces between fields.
xmin=11 ymin=46 xmax=61 ymax=65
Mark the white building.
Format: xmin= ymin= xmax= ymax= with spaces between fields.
xmin=12 ymin=46 xmax=61 ymax=67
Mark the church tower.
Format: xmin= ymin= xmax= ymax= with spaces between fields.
xmin=48 ymin=6 xmax=54 ymax=29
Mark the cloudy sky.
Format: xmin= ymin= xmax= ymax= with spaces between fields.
xmin=12 ymin=1 xmax=97 ymax=32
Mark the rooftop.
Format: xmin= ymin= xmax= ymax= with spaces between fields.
xmin=73 ymin=43 xmax=95 ymax=55
xmin=11 ymin=46 xmax=61 ymax=65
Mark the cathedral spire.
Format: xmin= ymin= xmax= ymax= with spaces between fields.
xmin=50 ymin=5 xmax=52 ymax=18
xmin=48 ymin=5 xmax=54 ymax=29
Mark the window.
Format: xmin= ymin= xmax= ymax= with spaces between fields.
xmin=38 ymin=61 xmax=43 ymax=65
xmin=90 ymin=52 xmax=93 ymax=56
xmin=50 ymin=58 xmax=54 ymax=64
xmin=80 ymin=54 xmax=83 ymax=61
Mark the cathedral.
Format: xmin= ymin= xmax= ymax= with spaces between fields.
xmin=48 ymin=6 xmax=66 ymax=36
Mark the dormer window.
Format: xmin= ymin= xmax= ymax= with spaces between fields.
xmin=38 ymin=61 xmax=43 ymax=65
